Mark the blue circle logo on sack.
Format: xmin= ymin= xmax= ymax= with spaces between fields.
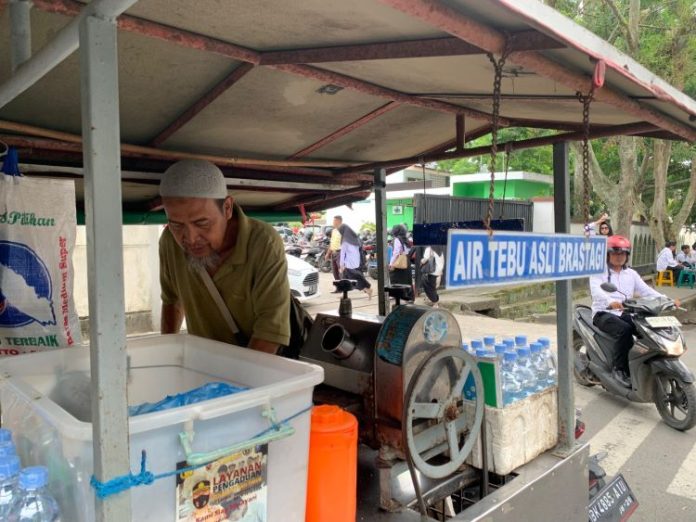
xmin=0 ymin=240 xmax=56 ymax=327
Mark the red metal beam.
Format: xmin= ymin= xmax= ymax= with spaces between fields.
xmin=258 ymin=31 xmax=562 ymax=65
xmin=32 ymin=0 xmax=503 ymax=125
xmin=289 ymin=102 xmax=401 ymax=159
xmin=339 ymin=122 xmax=657 ymax=175
xmin=378 ymin=0 xmax=696 ymax=142
xmin=149 ymin=63 xmax=254 ymax=146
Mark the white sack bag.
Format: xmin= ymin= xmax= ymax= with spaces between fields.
xmin=0 ymin=175 xmax=81 ymax=354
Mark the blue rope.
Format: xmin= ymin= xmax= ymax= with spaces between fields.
xmin=90 ymin=405 xmax=313 ymax=499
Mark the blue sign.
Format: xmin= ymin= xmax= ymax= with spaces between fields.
xmin=446 ymin=231 xmax=607 ymax=288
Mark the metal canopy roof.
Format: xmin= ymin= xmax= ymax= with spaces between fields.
xmin=1 ymin=0 xmax=695 ymax=215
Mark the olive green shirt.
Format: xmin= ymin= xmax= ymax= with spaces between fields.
xmin=159 ymin=204 xmax=291 ymax=346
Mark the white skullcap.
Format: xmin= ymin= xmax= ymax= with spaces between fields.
xmin=159 ymin=159 xmax=228 ymax=199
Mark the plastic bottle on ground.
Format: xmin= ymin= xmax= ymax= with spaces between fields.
xmin=8 ymin=466 xmax=60 ymax=522
xmin=515 ymin=347 xmax=538 ymax=397
xmin=529 ymin=342 xmax=548 ymax=390
xmin=0 ymin=455 xmax=21 ymax=518
xmin=538 ymin=337 xmax=558 ymax=386
xmin=502 ymin=352 xmax=523 ymax=406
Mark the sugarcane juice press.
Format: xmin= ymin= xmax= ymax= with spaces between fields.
xmin=299 ymin=281 xmax=486 ymax=511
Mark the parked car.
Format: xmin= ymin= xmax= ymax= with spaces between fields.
xmin=286 ymin=254 xmax=320 ymax=302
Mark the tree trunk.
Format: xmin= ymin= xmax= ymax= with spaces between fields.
xmin=615 ymin=136 xmax=638 ymax=238
xmin=649 ymin=139 xmax=672 ymax=248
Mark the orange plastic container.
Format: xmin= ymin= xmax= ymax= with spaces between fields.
xmin=305 ymin=405 xmax=358 ymax=522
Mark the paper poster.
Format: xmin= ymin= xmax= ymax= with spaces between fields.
xmin=176 ymin=445 xmax=268 ymax=522
xmin=0 ymin=176 xmax=81 ymax=354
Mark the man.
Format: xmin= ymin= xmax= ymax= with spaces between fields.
xmin=325 ymin=215 xmax=343 ymax=290
xmin=189 ymin=479 xmax=229 ymax=522
xmin=676 ymin=244 xmax=694 ymax=268
xmin=656 ymin=240 xmax=684 ymax=279
xmin=590 ymin=235 xmax=676 ymax=387
xmin=159 ymin=159 xmax=290 ymax=354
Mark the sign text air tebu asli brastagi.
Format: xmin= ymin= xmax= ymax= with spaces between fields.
xmin=445 ymin=231 xmax=607 ymax=289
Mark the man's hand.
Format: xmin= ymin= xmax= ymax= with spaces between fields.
xmin=675 ymin=298 xmax=682 ymax=308
xmin=161 ymin=303 xmax=184 ymax=334
xmin=608 ymin=301 xmax=624 ymax=311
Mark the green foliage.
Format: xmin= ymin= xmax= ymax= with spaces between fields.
xmin=360 ymin=222 xmax=376 ymax=233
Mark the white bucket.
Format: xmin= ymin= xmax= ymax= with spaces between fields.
xmin=0 ymin=334 xmax=323 ymax=521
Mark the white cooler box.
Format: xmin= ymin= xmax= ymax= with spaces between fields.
xmin=0 ymin=334 xmax=324 ymax=522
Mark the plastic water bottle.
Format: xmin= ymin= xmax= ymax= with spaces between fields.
xmin=516 ymin=347 xmax=538 ymax=396
xmin=502 ymin=352 xmax=523 ymax=405
xmin=471 ymin=339 xmax=483 ymax=353
xmin=494 ymin=343 xmax=506 ymax=362
xmin=8 ymin=466 xmax=60 ymax=522
xmin=0 ymin=455 xmax=21 ymax=518
xmin=0 ymin=429 xmax=12 ymax=444
xmin=515 ymin=335 xmax=528 ymax=349
xmin=461 ymin=342 xmax=470 ymax=354
xmin=483 ymin=336 xmax=496 ymax=351
xmin=538 ymin=337 xmax=557 ymax=386
xmin=502 ymin=338 xmax=515 ymax=352
xmin=0 ymin=441 xmax=16 ymax=459
xmin=529 ymin=342 xmax=548 ymax=390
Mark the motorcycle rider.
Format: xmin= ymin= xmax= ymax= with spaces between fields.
xmin=589 ymin=235 xmax=679 ymax=387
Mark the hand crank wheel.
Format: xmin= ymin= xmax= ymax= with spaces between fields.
xmin=402 ymin=346 xmax=484 ymax=479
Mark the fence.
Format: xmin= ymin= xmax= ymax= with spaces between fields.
xmin=413 ymin=194 xmax=534 ymax=230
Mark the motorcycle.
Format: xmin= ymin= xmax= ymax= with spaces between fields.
xmin=576 ymin=409 xmax=639 ymax=520
xmin=573 ymin=282 xmax=696 ymax=431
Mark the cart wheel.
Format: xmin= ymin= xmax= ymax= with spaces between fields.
xmin=403 ymin=346 xmax=484 ymax=479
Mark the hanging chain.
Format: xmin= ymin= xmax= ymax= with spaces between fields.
xmin=499 ymin=143 xmax=512 ymax=220
xmin=485 ymin=45 xmax=509 ymax=234
xmin=576 ymin=88 xmax=594 ymax=225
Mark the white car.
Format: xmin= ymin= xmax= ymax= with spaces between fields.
xmin=286 ymin=254 xmax=320 ymax=302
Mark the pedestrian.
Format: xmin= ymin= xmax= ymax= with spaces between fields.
xmin=338 ymin=223 xmax=373 ymax=299
xmin=389 ymin=224 xmax=413 ymax=289
xmin=584 ymin=213 xmax=612 ymax=237
xmin=420 ymin=245 xmax=444 ymax=308
xmin=656 ymin=240 xmax=684 ymax=280
xmin=326 ymin=216 xmax=343 ymax=289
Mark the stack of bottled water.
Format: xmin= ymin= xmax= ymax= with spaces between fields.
xmin=0 ymin=428 xmax=61 ymax=521
xmin=461 ymin=333 xmax=559 ymax=407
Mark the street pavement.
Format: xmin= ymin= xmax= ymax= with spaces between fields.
xmin=304 ymin=272 xmax=696 ymax=521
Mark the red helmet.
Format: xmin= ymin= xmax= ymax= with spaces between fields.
xmin=607 ymin=235 xmax=631 ymax=254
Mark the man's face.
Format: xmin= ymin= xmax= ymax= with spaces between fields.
xmin=608 ymin=251 xmax=627 ymax=269
xmin=192 ymin=482 xmax=211 ymax=509
xmin=333 ymin=217 xmax=341 ymax=228
xmin=163 ymin=197 xmax=232 ymax=258
xmin=670 ymin=244 xmax=676 ymax=252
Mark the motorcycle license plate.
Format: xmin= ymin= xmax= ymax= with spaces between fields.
xmin=588 ymin=474 xmax=638 ymax=522
xmin=645 ymin=316 xmax=681 ymax=328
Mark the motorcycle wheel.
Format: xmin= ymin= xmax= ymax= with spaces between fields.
xmin=654 ymin=374 xmax=696 ymax=431
xmin=572 ymin=335 xmax=597 ymax=387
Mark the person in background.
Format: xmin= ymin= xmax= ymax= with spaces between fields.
xmin=690 ymin=242 xmax=696 ymax=265
xmin=389 ymin=224 xmax=413 ymax=290
xmin=676 ymin=244 xmax=694 ymax=268
xmin=656 ymin=240 xmax=684 ymax=279
xmin=420 ymin=245 xmax=444 ymax=308
xmin=325 ymin=215 xmax=343 ymax=290
xmin=584 ymin=213 xmax=612 ymax=237
xmin=338 ymin=223 xmax=373 ymax=299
